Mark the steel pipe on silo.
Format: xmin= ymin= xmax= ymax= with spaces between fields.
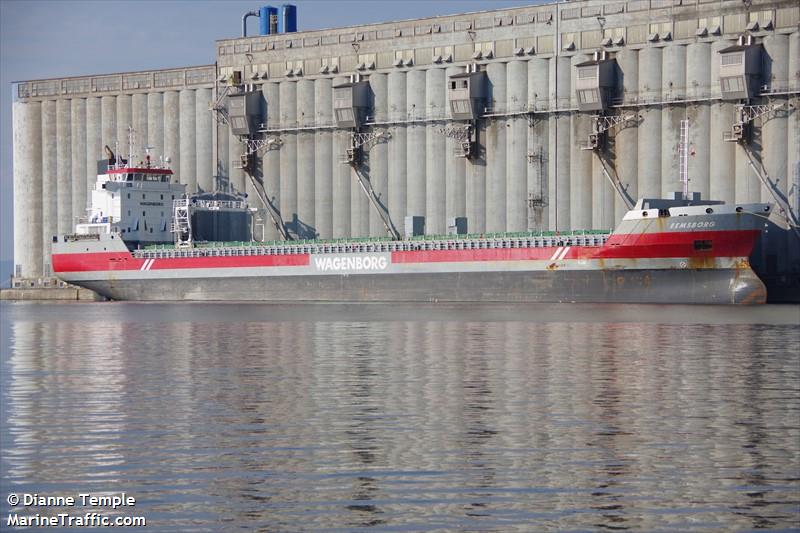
xmin=132 ymin=93 xmax=148 ymax=161
xmin=346 ymin=77 xmax=368 ymax=239
xmin=228 ymin=127 xmax=245 ymax=195
xmin=568 ymin=56 xmax=592 ymax=231
xmin=591 ymin=147 xmax=614 ymax=230
xmin=32 ymin=111 xmax=46 ymax=270
xmin=549 ymin=56 xmax=571 ymax=231
xmin=262 ymin=83 xmax=280 ymax=240
xmin=41 ymin=101 xmax=57 ymax=273
xmin=13 ymin=101 xmax=43 ymax=278
xmin=179 ymin=90 xmax=197 ymax=193
xmin=279 ymin=81 xmax=298 ymax=236
xmin=708 ymin=38 xmax=756 ymax=204
xmin=709 ymin=39 xmax=723 ymax=98
xmin=789 ymin=32 xmax=800 ymax=215
xmin=407 ymin=70 xmax=426 ymax=224
xmin=147 ymin=93 xmax=164 ymax=161
xmin=527 ymin=58 xmax=549 ymax=231
xmin=332 ymin=129 xmax=351 ymax=238
xmin=217 ymin=121 xmax=229 ymax=191
xmin=708 ymin=39 xmax=753 ymax=204
xmin=279 ymin=81 xmax=298 ymax=235
xmin=56 ymin=99 xmax=72 ymax=235
xmin=249 ymin=93 xmax=266 ymax=241
xmin=247 ymin=91 xmax=269 ymax=241
xmin=485 ymin=62 xmax=507 ymax=233
xmin=710 ymin=100 xmax=735 ymax=202
xmin=116 ymin=94 xmax=132 ymax=161
xmin=195 ymin=88 xmax=213 ymax=193
xmin=661 ymin=45 xmax=686 ymax=198
xmin=314 ymin=78 xmax=333 ymax=239
xmin=637 ymin=47 xmax=662 ymax=199
xmin=71 ymin=99 xmax=87 ymax=225
xmin=369 ymin=73 xmax=389 ymax=237
xmin=613 ymin=49 xmax=638 ymax=222
xmin=581 ymin=50 xmax=613 ymax=231
xmin=466 ymin=121 xmax=486 ymax=233
xmin=445 ymin=66 xmax=466 ymax=225
xmin=86 ymin=98 xmax=102 ymax=209
xmin=101 ymin=95 xmax=116 ymax=149
xmin=570 ymin=111 xmax=592 ymax=231
xmin=686 ymin=43 xmax=714 ymax=200
xmin=163 ymin=91 xmax=180 ymax=179
xmin=425 ymin=67 xmax=446 ymax=235
xmin=297 ymin=80 xmax=316 ymax=238
xmin=331 ymin=77 xmax=350 ymax=238
xmin=387 ymin=71 xmax=407 ymax=233
xmin=735 ymin=140 xmax=760 ymax=203
xmin=506 ymin=60 xmax=527 ymax=232
xmin=688 ymin=41 xmax=730 ymax=202
xmin=761 ymin=34 xmax=790 ymax=204
xmin=687 ymin=102 xmax=711 ymax=198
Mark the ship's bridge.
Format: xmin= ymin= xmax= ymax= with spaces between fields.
xmin=104 ymin=167 xmax=174 ymax=183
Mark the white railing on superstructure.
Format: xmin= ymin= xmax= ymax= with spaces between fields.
xmin=190 ymin=199 xmax=247 ymax=210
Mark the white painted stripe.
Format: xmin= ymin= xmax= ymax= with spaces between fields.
xmin=146 ymin=259 xmax=155 ymax=271
xmin=550 ymin=247 xmax=563 ymax=260
xmin=558 ymin=246 xmax=570 ymax=260
xmin=139 ymin=259 xmax=150 ymax=271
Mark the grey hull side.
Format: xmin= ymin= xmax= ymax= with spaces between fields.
xmin=79 ymin=267 xmax=766 ymax=304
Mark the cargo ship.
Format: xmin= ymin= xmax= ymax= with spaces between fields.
xmin=50 ymin=129 xmax=773 ymax=304
xmin=52 ymin=197 xmax=771 ymax=305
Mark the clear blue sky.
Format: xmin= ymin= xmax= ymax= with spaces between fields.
xmin=0 ymin=0 xmax=537 ymax=283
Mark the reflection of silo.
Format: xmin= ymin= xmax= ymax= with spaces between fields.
xmin=189 ymin=192 xmax=251 ymax=242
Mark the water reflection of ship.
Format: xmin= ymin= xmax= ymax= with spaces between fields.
xmin=4 ymin=320 xmax=128 ymax=490
xmin=588 ymin=325 xmax=633 ymax=531
xmin=343 ymin=327 xmax=386 ymax=528
xmin=458 ymin=323 xmax=498 ymax=518
xmin=4 ymin=309 xmax=798 ymax=530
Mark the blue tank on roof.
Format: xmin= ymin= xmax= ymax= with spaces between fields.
xmin=259 ymin=6 xmax=278 ymax=35
xmin=279 ymin=4 xmax=297 ymax=33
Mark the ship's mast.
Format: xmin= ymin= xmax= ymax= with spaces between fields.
xmin=128 ymin=126 xmax=135 ymax=168
xmin=679 ymin=119 xmax=690 ymax=201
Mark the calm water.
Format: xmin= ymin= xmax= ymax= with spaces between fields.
xmin=1 ymin=302 xmax=798 ymax=532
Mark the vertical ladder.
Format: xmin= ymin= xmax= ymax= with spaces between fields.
xmin=172 ymin=198 xmax=193 ymax=247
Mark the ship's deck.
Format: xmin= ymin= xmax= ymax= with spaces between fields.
xmin=133 ymin=231 xmax=613 ymax=259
